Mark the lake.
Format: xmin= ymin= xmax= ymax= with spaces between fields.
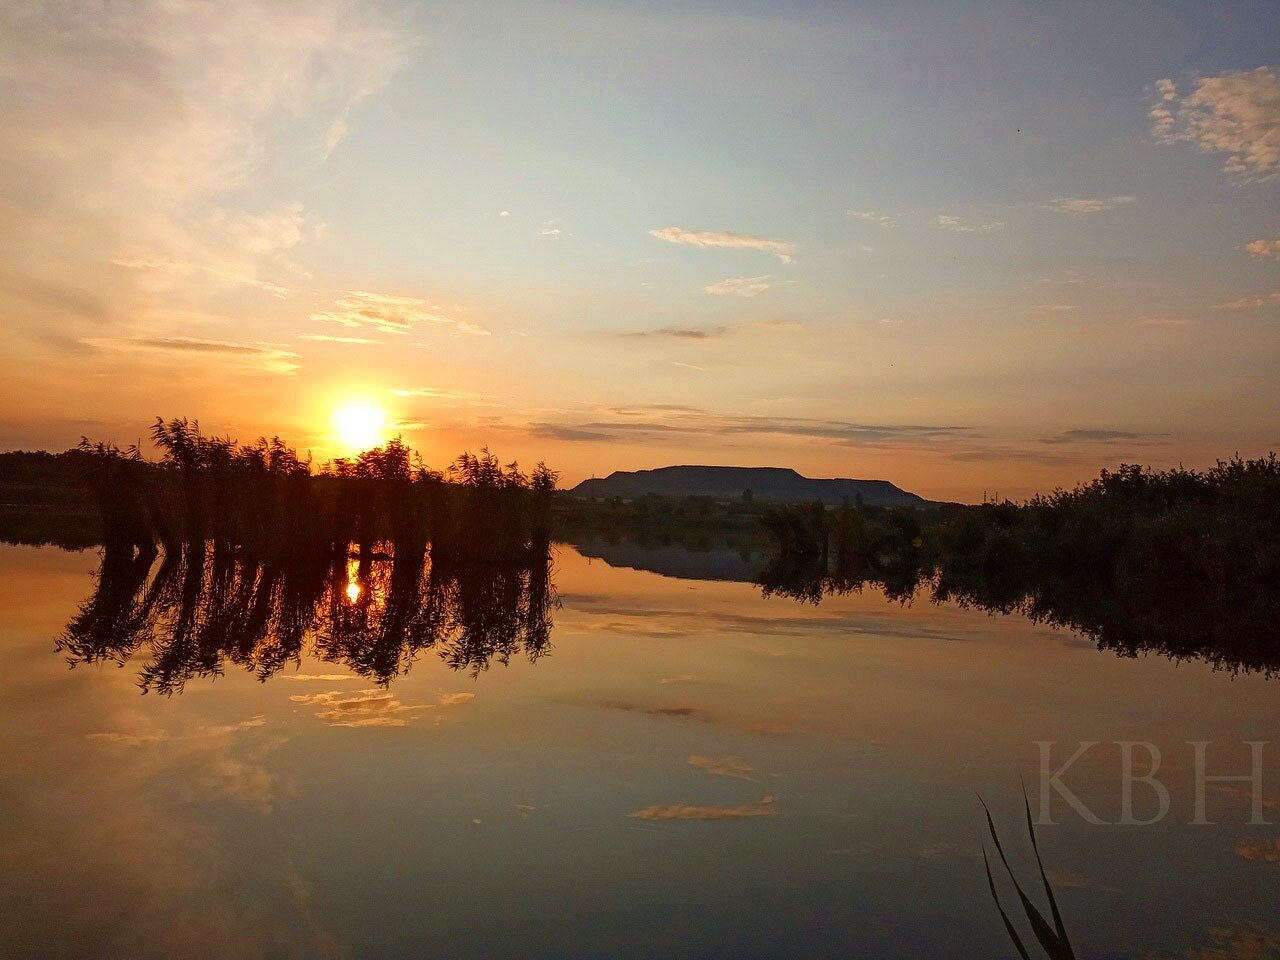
xmin=0 ymin=539 xmax=1275 ymax=959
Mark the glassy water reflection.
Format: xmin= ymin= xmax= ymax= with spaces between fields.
xmin=1 ymin=541 xmax=1276 ymax=959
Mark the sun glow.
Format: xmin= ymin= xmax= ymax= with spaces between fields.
xmin=332 ymin=401 xmax=388 ymax=453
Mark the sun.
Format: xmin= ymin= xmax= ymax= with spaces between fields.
xmin=332 ymin=400 xmax=388 ymax=453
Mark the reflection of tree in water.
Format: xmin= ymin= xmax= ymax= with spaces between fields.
xmin=755 ymin=543 xmax=1280 ymax=677
xmin=756 ymin=458 xmax=1280 ymax=676
xmin=60 ymin=542 xmax=557 ymax=694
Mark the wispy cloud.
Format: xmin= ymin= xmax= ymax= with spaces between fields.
xmin=934 ymin=215 xmax=1003 ymax=233
xmin=1 ymin=0 xmax=413 ymax=338
xmin=622 ymin=327 xmax=724 ymax=339
xmin=1246 ymin=237 xmax=1280 ymax=260
xmin=387 ymin=386 xmax=498 ymax=404
xmin=1213 ymin=292 xmax=1280 ymax=309
xmin=688 ymin=755 xmax=754 ymax=780
xmin=289 ymin=688 xmax=473 ymax=727
xmin=673 ymin=360 xmax=706 ymax=372
xmin=311 ymin=291 xmax=489 ymax=336
xmin=1043 ymin=196 xmax=1136 ymax=215
xmin=527 ymin=410 xmax=971 ymax=447
xmin=81 ymin=336 xmax=299 ymax=374
xmin=704 ymin=275 xmax=776 ymax=297
xmin=298 ymin=333 xmax=382 ymax=344
xmin=280 ymin=674 xmax=357 ymax=682
xmin=530 ymin=423 xmax=614 ymax=441
xmin=630 ymin=794 xmax=777 ymax=821
xmin=1150 ymin=68 xmax=1280 ymax=181
xmin=650 ymin=227 xmax=795 ymax=263
xmin=1041 ymin=429 xmax=1167 ymax=444
xmin=846 ymin=210 xmax=897 ymax=227
xmin=87 ymin=716 xmax=267 ymax=747
xmin=289 ymin=689 xmax=431 ymax=727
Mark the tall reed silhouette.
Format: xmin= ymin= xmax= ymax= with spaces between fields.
xmin=58 ymin=417 xmax=561 ymax=691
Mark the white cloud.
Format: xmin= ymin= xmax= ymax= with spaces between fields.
xmin=1150 ymin=68 xmax=1280 ymax=181
xmin=1246 ymin=237 xmax=1280 ymax=260
xmin=846 ymin=210 xmax=897 ymax=227
xmin=311 ymin=290 xmax=489 ymax=336
xmin=650 ymin=227 xmax=795 ymax=263
xmin=704 ymin=275 xmax=775 ymax=297
xmin=934 ymin=215 xmax=1003 ymax=233
xmin=1043 ymin=196 xmax=1136 ymax=215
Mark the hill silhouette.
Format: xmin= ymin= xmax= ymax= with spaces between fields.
xmin=571 ymin=465 xmax=930 ymax=507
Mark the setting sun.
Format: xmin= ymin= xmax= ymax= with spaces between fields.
xmin=332 ymin=401 xmax=388 ymax=454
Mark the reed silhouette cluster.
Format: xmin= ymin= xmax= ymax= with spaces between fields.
xmin=757 ymin=456 xmax=1280 ymax=674
xmin=49 ymin=418 xmax=562 ymax=691
xmin=76 ymin=418 xmax=557 ymax=563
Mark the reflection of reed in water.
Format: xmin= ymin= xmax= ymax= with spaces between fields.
xmin=60 ymin=541 xmax=557 ymax=693
xmin=57 ymin=418 xmax=561 ymax=692
xmin=754 ymin=457 xmax=1280 ymax=676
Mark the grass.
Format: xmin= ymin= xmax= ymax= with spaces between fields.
xmin=980 ymin=788 xmax=1078 ymax=960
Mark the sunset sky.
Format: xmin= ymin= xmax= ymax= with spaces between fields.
xmin=2 ymin=1 xmax=1277 ymax=501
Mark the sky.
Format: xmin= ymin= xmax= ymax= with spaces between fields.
xmin=1 ymin=0 xmax=1277 ymax=501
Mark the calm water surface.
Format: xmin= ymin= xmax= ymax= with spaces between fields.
xmin=1 ymin=542 xmax=1275 ymax=959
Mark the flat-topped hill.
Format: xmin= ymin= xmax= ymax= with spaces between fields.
xmin=571 ymin=465 xmax=929 ymax=507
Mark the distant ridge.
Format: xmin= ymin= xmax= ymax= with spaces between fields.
xmin=570 ymin=465 xmax=930 ymax=508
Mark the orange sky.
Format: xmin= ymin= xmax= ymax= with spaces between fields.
xmin=2 ymin=2 xmax=1277 ymax=502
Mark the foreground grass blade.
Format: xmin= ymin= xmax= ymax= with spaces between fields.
xmin=984 ymin=848 xmax=1034 ymax=960
xmin=1022 ymin=784 xmax=1076 ymax=956
xmin=979 ymin=795 xmax=1077 ymax=960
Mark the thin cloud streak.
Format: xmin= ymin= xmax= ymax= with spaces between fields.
xmin=630 ymin=794 xmax=777 ymax=821
xmin=81 ymin=336 xmax=299 ymax=374
xmin=649 ymin=227 xmax=796 ymax=263
xmin=310 ymin=290 xmax=489 ymax=336
xmin=1043 ymin=196 xmax=1135 ymax=215
xmin=705 ymin=275 xmax=776 ymax=297
xmin=934 ymin=215 xmax=1003 ymax=232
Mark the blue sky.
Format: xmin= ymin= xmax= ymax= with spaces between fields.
xmin=1 ymin=0 xmax=1277 ymax=499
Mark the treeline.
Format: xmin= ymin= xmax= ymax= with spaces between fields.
xmin=756 ymin=456 xmax=1280 ymax=673
xmin=761 ymin=457 xmax=1280 ymax=585
xmin=73 ymin=418 xmax=557 ymax=561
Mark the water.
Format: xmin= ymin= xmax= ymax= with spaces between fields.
xmin=1 ymin=541 xmax=1275 ymax=959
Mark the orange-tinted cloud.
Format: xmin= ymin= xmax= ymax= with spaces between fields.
xmin=629 ymin=794 xmax=777 ymax=821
